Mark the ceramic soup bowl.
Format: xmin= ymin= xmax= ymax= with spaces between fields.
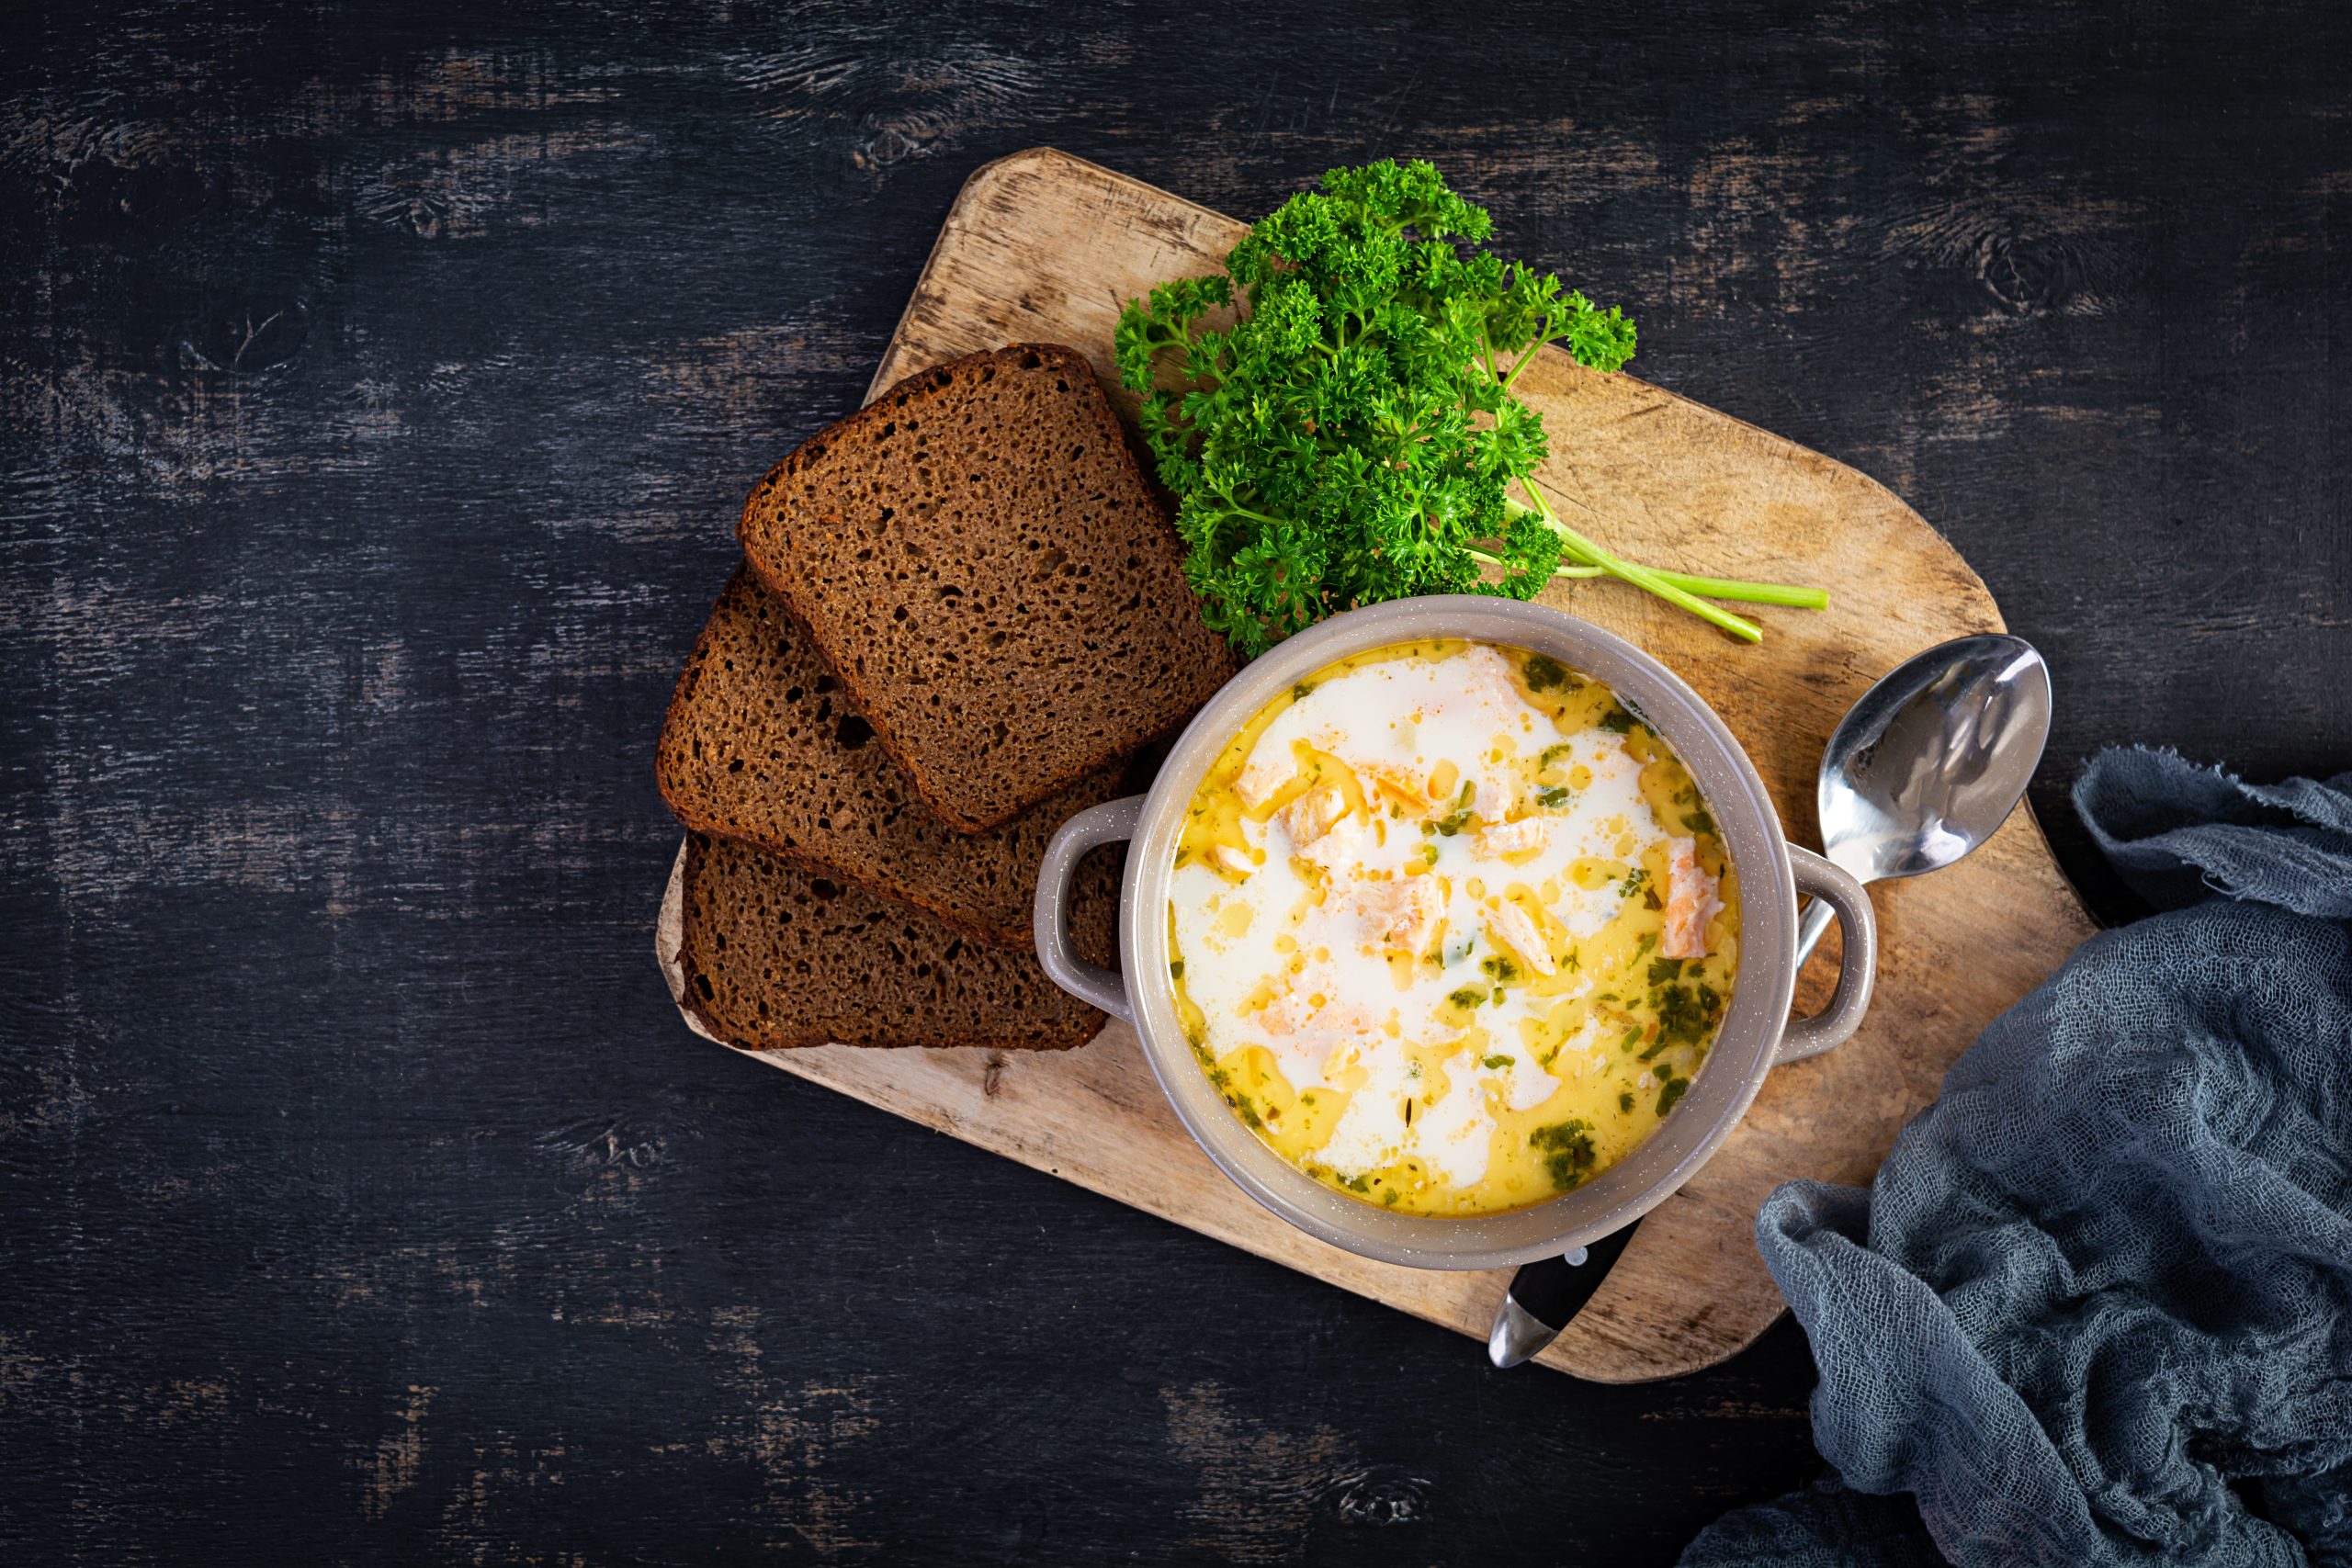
xmin=1034 ymin=597 xmax=1876 ymax=1270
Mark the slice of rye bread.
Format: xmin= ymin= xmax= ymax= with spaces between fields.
xmin=656 ymin=564 xmax=1126 ymax=946
xmin=674 ymin=833 xmax=1114 ymax=1051
xmin=737 ymin=343 xmax=1237 ymax=834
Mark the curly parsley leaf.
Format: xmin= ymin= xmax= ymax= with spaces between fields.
xmin=1117 ymin=160 xmax=1822 ymax=654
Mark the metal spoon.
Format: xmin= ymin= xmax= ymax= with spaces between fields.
xmin=1487 ymin=633 xmax=2052 ymax=1369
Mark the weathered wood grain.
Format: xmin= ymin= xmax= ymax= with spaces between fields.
xmin=4 ymin=1 xmax=2346 ymax=1561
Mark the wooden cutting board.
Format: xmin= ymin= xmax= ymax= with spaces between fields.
xmin=655 ymin=148 xmax=2098 ymax=1382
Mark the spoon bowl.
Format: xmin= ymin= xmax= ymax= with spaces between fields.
xmin=1786 ymin=632 xmax=2052 ymax=1030
xmin=1815 ymin=634 xmax=2054 ymax=886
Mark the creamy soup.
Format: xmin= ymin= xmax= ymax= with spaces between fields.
xmin=1166 ymin=640 xmax=1740 ymax=1217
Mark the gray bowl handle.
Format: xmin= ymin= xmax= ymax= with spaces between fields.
xmin=1777 ymin=846 xmax=1877 ymax=1065
xmin=1033 ymin=795 xmax=1145 ymax=1022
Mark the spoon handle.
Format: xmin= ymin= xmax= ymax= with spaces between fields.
xmin=1793 ymin=894 xmax=1837 ymax=967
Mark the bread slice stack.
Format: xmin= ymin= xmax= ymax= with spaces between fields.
xmin=657 ymin=344 xmax=1235 ymax=1051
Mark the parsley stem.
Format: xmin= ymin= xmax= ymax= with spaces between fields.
xmin=1217 ymin=497 xmax=1295 ymax=530
xmin=1634 ymin=571 xmax=1829 ymax=610
xmin=1512 ymin=491 xmax=1763 ymax=641
xmin=1466 ymin=546 xmax=1601 ymax=579
xmin=1500 ymin=335 xmax=1551 ymax=394
xmin=1505 ymin=495 xmax=1829 ymax=622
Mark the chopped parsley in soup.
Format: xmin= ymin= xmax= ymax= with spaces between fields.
xmin=1167 ymin=640 xmax=1740 ymax=1217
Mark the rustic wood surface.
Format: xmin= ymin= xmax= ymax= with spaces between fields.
xmin=662 ymin=146 xmax=2101 ymax=1383
xmin=5 ymin=3 xmax=2348 ymax=1562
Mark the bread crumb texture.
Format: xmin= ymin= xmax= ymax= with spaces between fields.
xmin=676 ymin=833 xmax=1117 ymax=1051
xmin=656 ymin=566 xmax=1125 ymax=945
xmin=740 ymin=344 xmax=1235 ymax=832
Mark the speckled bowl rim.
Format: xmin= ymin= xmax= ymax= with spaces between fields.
xmin=1115 ymin=597 xmax=1802 ymax=1271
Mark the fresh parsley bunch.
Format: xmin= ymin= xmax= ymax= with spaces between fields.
xmin=1114 ymin=159 xmax=1823 ymax=656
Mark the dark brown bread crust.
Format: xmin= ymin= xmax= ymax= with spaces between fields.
xmin=674 ymin=833 xmax=1111 ymax=1051
xmin=655 ymin=564 xmax=1125 ymax=947
xmin=736 ymin=344 xmax=1236 ymax=834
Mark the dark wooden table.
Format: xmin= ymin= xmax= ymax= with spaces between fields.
xmin=4 ymin=3 xmax=2346 ymax=1562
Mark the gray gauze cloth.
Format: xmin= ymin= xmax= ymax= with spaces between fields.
xmin=1681 ymin=749 xmax=2352 ymax=1568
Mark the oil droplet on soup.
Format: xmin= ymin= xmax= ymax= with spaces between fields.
xmin=1166 ymin=641 xmax=1741 ymax=1218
